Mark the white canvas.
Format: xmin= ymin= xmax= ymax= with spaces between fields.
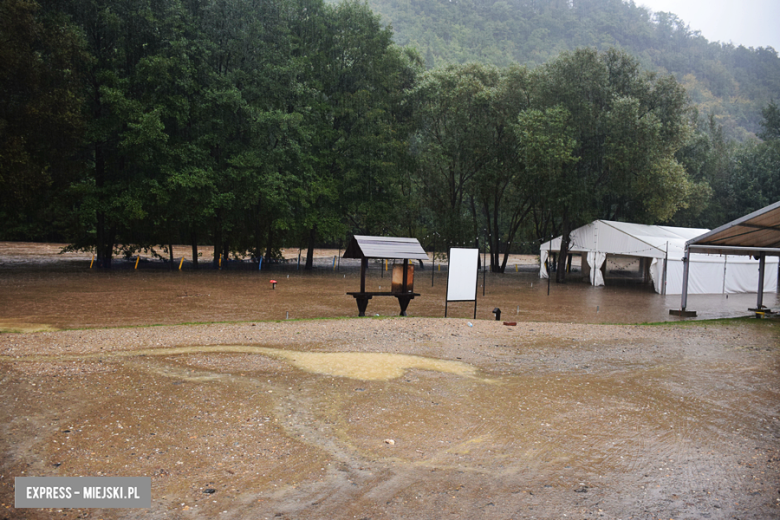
xmin=540 ymin=220 xmax=778 ymax=295
xmin=446 ymin=248 xmax=479 ymax=301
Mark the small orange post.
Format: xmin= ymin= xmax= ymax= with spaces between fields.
xmin=135 ymin=256 xmax=140 ymax=269
xmin=89 ymin=254 xmax=94 ymax=269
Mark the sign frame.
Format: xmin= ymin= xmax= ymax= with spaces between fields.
xmin=444 ymin=247 xmax=479 ymax=319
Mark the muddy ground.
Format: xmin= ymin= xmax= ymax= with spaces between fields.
xmin=0 ymin=243 xmax=779 ymax=519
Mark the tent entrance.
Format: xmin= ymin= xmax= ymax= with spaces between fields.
xmin=603 ymin=255 xmax=654 ymax=286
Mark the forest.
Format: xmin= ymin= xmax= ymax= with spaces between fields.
xmin=363 ymin=0 xmax=780 ymax=140
xmin=1 ymin=0 xmax=779 ymax=271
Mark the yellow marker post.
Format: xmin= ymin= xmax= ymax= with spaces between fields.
xmin=438 ymin=264 xmax=441 ymax=271
xmin=179 ymin=257 xmax=184 ymax=270
xmin=219 ymin=254 xmax=222 ymax=269
xmin=385 ymin=259 xmax=388 ymax=271
xmin=515 ymin=264 xmax=518 ymax=272
xmin=89 ymin=254 xmax=94 ymax=269
xmin=135 ymin=256 xmax=140 ymax=269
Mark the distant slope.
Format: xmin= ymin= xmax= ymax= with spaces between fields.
xmin=358 ymin=0 xmax=780 ymax=139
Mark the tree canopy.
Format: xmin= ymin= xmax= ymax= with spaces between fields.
xmin=0 ymin=0 xmax=774 ymax=275
xmin=359 ymin=0 xmax=780 ymax=140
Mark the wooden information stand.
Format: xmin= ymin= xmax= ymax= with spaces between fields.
xmin=343 ymin=236 xmax=428 ymax=317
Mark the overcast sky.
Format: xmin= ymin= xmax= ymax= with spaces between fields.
xmin=638 ymin=0 xmax=780 ymax=51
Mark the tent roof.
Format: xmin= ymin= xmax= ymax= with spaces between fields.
xmin=342 ymin=235 xmax=429 ymax=260
xmin=686 ymin=201 xmax=780 ymax=256
xmin=540 ymin=220 xmax=709 ymax=260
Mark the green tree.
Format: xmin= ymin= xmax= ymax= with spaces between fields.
xmin=409 ymin=63 xmax=495 ymax=249
xmin=530 ymin=48 xmax=697 ymax=282
xmin=758 ymin=101 xmax=780 ymax=141
xmin=473 ymin=65 xmax=539 ymax=272
xmin=297 ymin=0 xmax=420 ymax=268
xmin=0 ymin=0 xmax=85 ymax=239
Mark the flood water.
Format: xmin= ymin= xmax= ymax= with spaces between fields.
xmin=2 ymin=243 xmax=779 ymax=519
xmin=0 ymin=256 xmax=777 ymax=331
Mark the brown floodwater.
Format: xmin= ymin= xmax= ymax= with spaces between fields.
xmin=1 ymin=243 xmax=779 ymax=519
xmin=0 ymin=256 xmax=777 ymax=331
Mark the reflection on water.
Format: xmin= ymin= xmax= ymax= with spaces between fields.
xmin=0 ymin=263 xmax=777 ymax=329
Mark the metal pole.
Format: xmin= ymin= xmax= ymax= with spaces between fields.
xmin=547 ymin=240 xmax=551 ymax=296
xmin=757 ymin=252 xmax=766 ymax=309
xmin=444 ymin=248 xmax=450 ymax=318
xmin=680 ymin=246 xmax=690 ymax=311
xmin=432 ymin=234 xmax=435 ymax=287
xmin=661 ymin=241 xmax=668 ymax=296
xmin=474 ymin=250 xmax=479 ymax=320
xmin=482 ymin=231 xmax=487 ymax=297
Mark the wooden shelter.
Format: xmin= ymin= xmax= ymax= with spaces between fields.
xmin=343 ymin=236 xmax=429 ymax=316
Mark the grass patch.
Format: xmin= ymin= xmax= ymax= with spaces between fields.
xmin=0 ymin=322 xmax=59 ymax=334
xmin=638 ymin=316 xmax=777 ymax=327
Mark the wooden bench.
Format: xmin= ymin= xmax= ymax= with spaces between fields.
xmin=347 ymin=292 xmax=421 ymax=316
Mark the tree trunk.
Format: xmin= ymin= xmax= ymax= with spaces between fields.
xmin=265 ymin=225 xmax=273 ymax=264
xmin=254 ymin=207 xmax=263 ymax=265
xmin=191 ymin=231 xmax=199 ymax=270
xmin=305 ymin=227 xmax=316 ymax=270
xmin=222 ymin=240 xmax=229 ymax=270
xmin=213 ymin=219 xmax=222 ymax=268
xmin=556 ymin=207 xmax=571 ymax=284
xmin=491 ymin=198 xmax=502 ymax=273
xmin=94 ymin=143 xmax=113 ymax=268
xmin=96 ymin=211 xmax=107 ymax=267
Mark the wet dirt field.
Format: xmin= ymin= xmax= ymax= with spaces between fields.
xmin=1 ymin=243 xmax=779 ymax=519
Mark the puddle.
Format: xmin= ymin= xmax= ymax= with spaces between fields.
xmin=264 ymin=350 xmax=476 ymax=381
xmin=0 ymin=345 xmax=477 ymax=381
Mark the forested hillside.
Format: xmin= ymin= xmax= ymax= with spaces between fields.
xmin=1 ymin=0 xmax=778 ymax=271
xmin=361 ymin=0 xmax=780 ymax=139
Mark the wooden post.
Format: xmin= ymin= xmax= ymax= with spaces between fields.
xmin=360 ymin=257 xmax=367 ymax=293
xmin=402 ymin=258 xmax=409 ymax=293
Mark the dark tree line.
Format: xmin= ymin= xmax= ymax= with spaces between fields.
xmin=1 ymin=0 xmax=777 ymax=274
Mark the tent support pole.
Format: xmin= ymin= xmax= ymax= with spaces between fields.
xmin=662 ymin=242 xmax=668 ymax=296
xmin=681 ymin=247 xmax=690 ymax=311
xmin=756 ymin=253 xmax=766 ymax=310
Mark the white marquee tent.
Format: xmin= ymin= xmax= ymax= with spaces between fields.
xmin=539 ymin=220 xmax=778 ymax=295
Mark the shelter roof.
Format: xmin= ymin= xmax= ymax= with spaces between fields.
xmin=686 ymin=201 xmax=780 ymax=256
xmin=342 ymin=235 xmax=429 ymax=260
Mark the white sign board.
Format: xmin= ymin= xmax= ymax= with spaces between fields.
xmin=446 ymin=248 xmax=479 ymax=301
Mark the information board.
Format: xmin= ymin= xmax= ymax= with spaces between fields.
xmin=445 ymin=248 xmax=479 ymax=318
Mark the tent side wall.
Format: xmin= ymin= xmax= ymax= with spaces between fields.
xmin=655 ymin=256 xmax=779 ymax=295
xmin=540 ymin=219 xmax=778 ymax=295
